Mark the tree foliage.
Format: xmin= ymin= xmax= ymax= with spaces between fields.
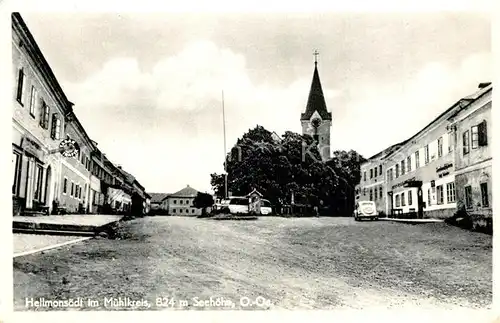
xmin=211 ymin=125 xmax=365 ymax=216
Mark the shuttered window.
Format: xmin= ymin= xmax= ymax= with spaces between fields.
xmin=51 ymin=114 xmax=61 ymax=140
xmin=478 ymin=120 xmax=488 ymax=146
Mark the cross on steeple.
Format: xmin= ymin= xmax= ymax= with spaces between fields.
xmin=313 ymin=49 xmax=319 ymax=65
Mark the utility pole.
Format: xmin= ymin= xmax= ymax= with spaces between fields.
xmin=222 ymin=90 xmax=228 ymax=199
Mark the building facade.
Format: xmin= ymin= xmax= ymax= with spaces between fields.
xmin=166 ymin=185 xmax=201 ymax=216
xmin=12 ymin=13 xmax=72 ymax=215
xmin=12 ymin=13 xmax=149 ymax=216
xmin=447 ymin=83 xmax=492 ymax=229
xmin=355 ymin=142 xmax=406 ymax=215
xmin=356 ymin=82 xmax=492 ymax=224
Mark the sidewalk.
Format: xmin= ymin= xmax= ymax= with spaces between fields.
xmin=379 ymin=218 xmax=444 ymax=224
xmin=13 ymin=233 xmax=91 ymax=257
xmin=13 ymin=214 xmax=124 ymax=235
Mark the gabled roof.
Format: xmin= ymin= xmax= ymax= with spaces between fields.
xmin=246 ymin=188 xmax=263 ymax=197
xmin=301 ymin=62 xmax=332 ymax=121
xmin=169 ymin=185 xmax=199 ymax=197
xmin=149 ymin=193 xmax=169 ymax=203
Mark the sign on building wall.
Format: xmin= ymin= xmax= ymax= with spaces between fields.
xmin=59 ymin=138 xmax=80 ymax=158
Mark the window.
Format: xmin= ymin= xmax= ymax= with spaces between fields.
xmin=370 ymin=169 xmax=373 ymax=179
xmin=51 ymin=114 xmax=61 ymax=140
xmin=29 ymin=86 xmax=37 ymax=117
xmin=363 ymin=171 xmax=366 ymax=181
xmin=71 ymin=182 xmax=74 ymax=197
xmin=379 ymin=165 xmax=382 ymax=175
xmin=173 ymin=199 xmax=177 ymax=204
xmin=438 ymin=136 xmax=443 ymax=157
xmin=407 ymin=156 xmax=412 ymax=172
xmin=39 ymin=101 xmax=50 ymax=129
xmin=84 ymin=184 xmax=87 ymax=201
xmin=428 ymin=189 xmax=431 ymax=207
xmin=408 ymin=190 xmax=413 ymax=205
xmin=478 ymin=120 xmax=488 ymax=146
xmin=446 ymin=182 xmax=456 ymax=203
xmin=436 ymin=185 xmax=444 ymax=205
xmin=180 ymin=200 xmax=183 ymax=205
xmin=424 ymin=145 xmax=430 ymax=164
xmin=463 ymin=130 xmax=470 ymax=155
xmin=374 ymin=189 xmax=377 ymax=201
xmin=173 ymin=209 xmax=176 ymax=213
xmin=34 ymin=165 xmax=44 ymax=202
xmin=471 ymin=126 xmax=479 ymax=149
xmin=63 ymin=178 xmax=68 ymax=194
xmin=374 ymin=167 xmax=378 ymax=177
xmin=16 ymin=68 xmax=25 ymax=104
xmin=415 ymin=151 xmax=420 ymax=168
xmin=465 ymin=186 xmax=473 ymax=209
xmin=401 ymin=192 xmax=406 ymax=206
xmin=12 ymin=152 xmax=21 ymax=195
xmin=395 ymin=164 xmax=399 ymax=178
xmin=395 ymin=194 xmax=400 ymax=207
xmin=379 ymin=186 xmax=383 ymax=199
xmin=480 ymin=183 xmax=489 ymax=207
xmin=401 ymin=160 xmax=405 ymax=175
xmin=192 ymin=209 xmax=195 ymax=214
xmin=179 ymin=208 xmax=183 ymax=213
xmin=369 ymin=189 xmax=373 ymax=201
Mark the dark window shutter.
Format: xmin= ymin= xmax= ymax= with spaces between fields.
xmin=51 ymin=114 xmax=57 ymax=139
xmin=479 ymin=120 xmax=488 ymax=146
xmin=16 ymin=69 xmax=24 ymax=102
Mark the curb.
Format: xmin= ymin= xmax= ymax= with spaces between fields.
xmin=13 ymin=237 xmax=92 ymax=258
xmin=379 ymin=218 xmax=444 ymax=223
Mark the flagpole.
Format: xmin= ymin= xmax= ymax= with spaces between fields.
xmin=222 ymin=90 xmax=228 ymax=199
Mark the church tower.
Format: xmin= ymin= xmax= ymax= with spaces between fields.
xmin=301 ymin=51 xmax=332 ymax=161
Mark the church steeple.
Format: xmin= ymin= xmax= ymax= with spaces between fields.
xmin=300 ymin=52 xmax=332 ymax=121
xmin=300 ymin=50 xmax=332 ymax=162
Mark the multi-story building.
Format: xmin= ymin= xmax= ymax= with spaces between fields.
xmin=356 ymin=82 xmax=492 ymax=224
xmin=12 ymin=13 xmax=149 ymax=216
xmin=58 ymin=112 xmax=94 ymax=213
xmin=447 ymin=83 xmax=492 ymax=228
xmin=355 ymin=142 xmax=406 ymax=214
xmin=12 ymin=12 xmax=73 ymax=215
xmin=165 ymin=185 xmax=201 ymax=216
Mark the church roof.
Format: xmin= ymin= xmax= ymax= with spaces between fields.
xmin=301 ymin=62 xmax=332 ymax=121
xmin=169 ymin=185 xmax=199 ymax=197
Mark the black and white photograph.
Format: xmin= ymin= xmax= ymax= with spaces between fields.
xmin=8 ymin=2 xmax=495 ymax=317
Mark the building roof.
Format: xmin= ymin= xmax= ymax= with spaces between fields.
xmin=169 ymin=185 xmax=199 ymax=197
xmin=300 ymin=62 xmax=332 ymax=121
xmin=149 ymin=193 xmax=169 ymax=203
xmin=447 ymin=83 xmax=492 ymax=120
xmin=384 ymin=83 xmax=492 ymax=160
xmin=367 ymin=140 xmax=409 ymax=160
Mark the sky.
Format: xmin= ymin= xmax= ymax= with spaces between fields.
xmin=20 ymin=10 xmax=491 ymax=194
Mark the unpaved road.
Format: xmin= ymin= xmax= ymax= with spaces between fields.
xmin=13 ymin=216 xmax=492 ymax=310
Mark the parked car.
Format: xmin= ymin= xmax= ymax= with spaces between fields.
xmin=354 ymin=201 xmax=378 ymax=221
xmin=227 ymin=197 xmax=250 ymax=214
xmin=260 ymin=199 xmax=272 ymax=215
